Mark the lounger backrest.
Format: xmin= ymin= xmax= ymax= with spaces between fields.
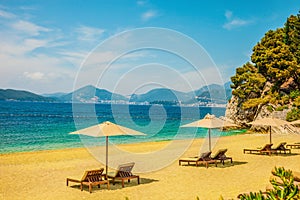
xmin=81 ymin=168 xmax=104 ymax=182
xmin=274 ymin=142 xmax=287 ymax=150
xmin=262 ymin=144 xmax=273 ymax=151
xmin=200 ymin=151 xmax=212 ymax=160
xmin=114 ymin=162 xmax=135 ymax=178
xmin=212 ymin=149 xmax=227 ymax=159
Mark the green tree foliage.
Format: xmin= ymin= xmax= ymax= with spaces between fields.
xmin=251 ymin=29 xmax=298 ymax=92
xmin=231 ymin=62 xmax=266 ymax=99
xmin=290 ymin=90 xmax=300 ymax=100
xmin=231 ymin=11 xmax=300 ymax=120
xmin=284 ymin=13 xmax=300 ymax=63
xmin=286 ymin=108 xmax=300 ymax=122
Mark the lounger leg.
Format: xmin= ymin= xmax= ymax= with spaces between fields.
xmin=107 ymin=180 xmax=110 ymax=189
xmin=80 ymin=183 xmax=83 ymax=191
xmin=137 ymin=177 xmax=140 ymax=184
xmin=122 ymin=179 xmax=125 ymax=188
xmin=89 ymin=184 xmax=92 ymax=193
xmin=66 ymin=179 xmax=69 ymax=186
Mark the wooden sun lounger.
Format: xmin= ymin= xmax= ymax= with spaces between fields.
xmin=272 ymin=142 xmax=291 ymax=154
xmin=243 ymin=144 xmax=275 ymax=156
xmin=179 ymin=151 xmax=217 ymax=168
xmin=106 ymin=162 xmax=140 ymax=188
xmin=286 ymin=143 xmax=300 ymax=149
xmin=211 ymin=149 xmax=233 ymax=165
xmin=66 ymin=168 xmax=109 ymax=193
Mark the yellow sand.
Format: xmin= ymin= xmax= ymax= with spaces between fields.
xmin=1 ymin=133 xmax=300 ymax=200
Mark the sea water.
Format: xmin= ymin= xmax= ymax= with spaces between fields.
xmin=0 ymin=101 xmax=245 ymax=154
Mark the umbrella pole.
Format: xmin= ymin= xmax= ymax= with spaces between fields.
xmin=106 ymin=136 xmax=108 ymax=175
xmin=209 ymin=128 xmax=211 ymax=152
xmin=269 ymin=126 xmax=272 ymax=144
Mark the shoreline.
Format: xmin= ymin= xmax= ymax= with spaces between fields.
xmin=1 ymin=133 xmax=299 ymax=200
xmin=0 ymin=129 xmax=248 ymax=155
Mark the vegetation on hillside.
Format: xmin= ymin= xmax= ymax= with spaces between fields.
xmin=230 ymin=11 xmax=300 ymax=121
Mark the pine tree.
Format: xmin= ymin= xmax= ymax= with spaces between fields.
xmin=230 ymin=12 xmax=300 ymax=120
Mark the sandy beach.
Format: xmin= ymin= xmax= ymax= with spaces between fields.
xmin=1 ymin=133 xmax=300 ymax=200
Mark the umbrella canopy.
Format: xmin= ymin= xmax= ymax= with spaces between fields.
xmin=181 ymin=114 xmax=238 ymax=151
xmin=248 ymin=117 xmax=289 ymax=144
xmin=289 ymin=119 xmax=300 ymax=125
xmin=70 ymin=121 xmax=145 ymax=174
xmin=181 ymin=114 xmax=238 ymax=128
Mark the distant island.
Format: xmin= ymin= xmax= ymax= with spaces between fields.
xmin=0 ymin=82 xmax=232 ymax=107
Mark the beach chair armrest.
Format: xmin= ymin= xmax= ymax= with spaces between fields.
xmin=66 ymin=178 xmax=82 ymax=186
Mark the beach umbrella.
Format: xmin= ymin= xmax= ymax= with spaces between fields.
xmin=289 ymin=119 xmax=300 ymax=125
xmin=248 ymin=117 xmax=289 ymax=144
xmin=181 ymin=114 xmax=238 ymax=151
xmin=70 ymin=121 xmax=145 ymax=174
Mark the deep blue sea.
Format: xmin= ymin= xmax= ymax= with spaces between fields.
xmin=0 ymin=101 xmax=245 ymax=154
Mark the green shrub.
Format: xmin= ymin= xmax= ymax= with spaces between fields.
xmin=290 ymin=90 xmax=300 ymax=100
xmin=286 ymin=108 xmax=300 ymax=122
xmin=294 ymin=96 xmax=300 ymax=107
xmin=275 ymin=105 xmax=288 ymax=111
xmin=238 ymin=167 xmax=300 ymax=200
xmin=280 ymin=95 xmax=290 ymax=104
xmin=267 ymin=105 xmax=274 ymax=112
xmin=242 ymin=97 xmax=270 ymax=109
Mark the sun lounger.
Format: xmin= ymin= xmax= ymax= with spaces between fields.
xmin=272 ymin=142 xmax=291 ymax=154
xmin=106 ymin=162 xmax=140 ymax=188
xmin=243 ymin=144 xmax=275 ymax=156
xmin=66 ymin=168 xmax=109 ymax=193
xmin=286 ymin=143 xmax=300 ymax=149
xmin=211 ymin=149 xmax=233 ymax=165
xmin=179 ymin=151 xmax=217 ymax=168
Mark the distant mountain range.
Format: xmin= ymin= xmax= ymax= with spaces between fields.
xmin=0 ymin=89 xmax=55 ymax=102
xmin=0 ymin=82 xmax=232 ymax=105
xmin=59 ymin=85 xmax=128 ymax=103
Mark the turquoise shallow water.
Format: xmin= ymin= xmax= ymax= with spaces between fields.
xmin=0 ymin=101 xmax=246 ymax=154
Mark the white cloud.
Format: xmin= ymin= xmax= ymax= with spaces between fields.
xmin=11 ymin=20 xmax=50 ymax=36
xmin=0 ymin=8 xmax=89 ymax=93
xmin=141 ymin=10 xmax=158 ymax=21
xmin=76 ymin=25 xmax=105 ymax=41
xmin=223 ymin=19 xmax=250 ymax=30
xmin=24 ymin=38 xmax=48 ymax=50
xmin=0 ymin=9 xmax=15 ymax=18
xmin=0 ymin=35 xmax=49 ymax=56
xmin=24 ymin=72 xmax=44 ymax=80
xmin=223 ymin=10 xmax=252 ymax=30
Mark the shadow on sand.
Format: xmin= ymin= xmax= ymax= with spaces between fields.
xmin=68 ymin=177 xmax=159 ymax=192
xmin=215 ymin=161 xmax=248 ymax=168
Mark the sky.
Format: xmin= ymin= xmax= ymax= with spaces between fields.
xmin=0 ymin=0 xmax=299 ymax=95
